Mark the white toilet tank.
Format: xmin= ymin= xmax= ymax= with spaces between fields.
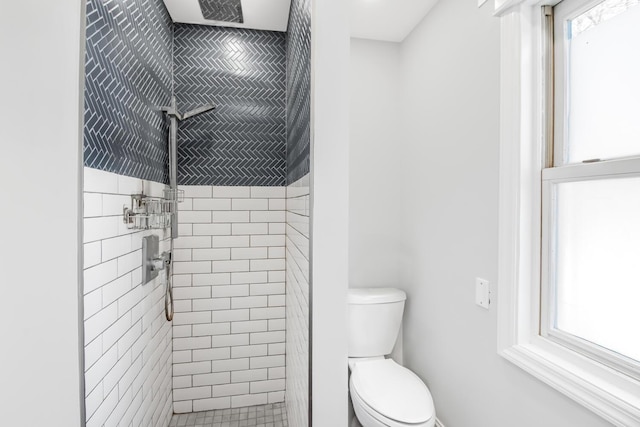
xmin=348 ymin=288 xmax=406 ymax=357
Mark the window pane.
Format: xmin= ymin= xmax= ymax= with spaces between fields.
xmin=554 ymin=177 xmax=640 ymax=362
xmin=564 ymin=0 xmax=640 ymax=163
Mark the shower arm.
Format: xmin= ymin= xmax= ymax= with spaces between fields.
xmin=160 ymin=103 xmax=216 ymax=122
xmin=181 ymin=104 xmax=216 ymax=120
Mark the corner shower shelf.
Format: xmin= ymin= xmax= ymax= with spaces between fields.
xmin=122 ymin=189 xmax=184 ymax=230
xmin=163 ymin=188 xmax=185 ymax=204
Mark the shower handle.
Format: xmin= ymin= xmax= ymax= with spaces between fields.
xmin=151 ymin=251 xmax=171 ymax=272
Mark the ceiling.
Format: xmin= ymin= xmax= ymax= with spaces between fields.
xmin=162 ymin=0 xmax=292 ymax=32
xmin=162 ymin=0 xmax=438 ymax=42
xmin=350 ymin=0 xmax=440 ymax=42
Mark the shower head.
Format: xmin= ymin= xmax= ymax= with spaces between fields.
xmin=160 ymin=102 xmax=216 ymax=121
xmin=180 ymin=104 xmax=216 ymax=121
xmin=198 ymin=0 xmax=244 ymax=23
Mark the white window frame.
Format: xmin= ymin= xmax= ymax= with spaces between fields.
xmin=495 ymin=0 xmax=640 ymax=425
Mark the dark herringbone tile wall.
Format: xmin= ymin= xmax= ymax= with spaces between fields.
xmin=285 ymin=0 xmax=311 ymax=185
xmin=83 ymin=0 xmax=173 ymax=183
xmin=84 ymin=1 xmax=301 ymax=187
xmin=174 ymin=24 xmax=287 ymax=186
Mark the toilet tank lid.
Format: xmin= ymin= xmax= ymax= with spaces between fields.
xmin=348 ymin=288 xmax=406 ymax=304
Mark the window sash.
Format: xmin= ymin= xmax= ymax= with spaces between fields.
xmin=540 ymin=158 xmax=640 ymax=380
xmin=552 ymin=0 xmax=640 ymax=166
xmin=552 ymin=0 xmax=598 ymax=166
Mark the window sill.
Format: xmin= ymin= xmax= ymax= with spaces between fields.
xmin=500 ymin=342 xmax=640 ymax=425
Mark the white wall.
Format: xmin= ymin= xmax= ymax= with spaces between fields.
xmin=311 ymin=0 xmax=350 ymax=424
xmin=349 ymin=39 xmax=402 ymax=289
xmin=397 ymin=0 xmax=612 ymax=426
xmin=0 ymin=1 xmax=84 ymax=425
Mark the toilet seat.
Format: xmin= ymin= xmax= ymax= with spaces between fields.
xmin=350 ymin=359 xmax=434 ymax=426
xmin=351 ymin=383 xmax=433 ymax=427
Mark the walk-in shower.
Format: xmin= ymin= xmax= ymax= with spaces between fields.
xmin=79 ymin=0 xmax=310 ymax=424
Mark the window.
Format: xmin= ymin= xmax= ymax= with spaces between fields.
xmin=541 ymin=0 xmax=640 ymax=378
xmin=496 ymin=0 xmax=640 ymax=424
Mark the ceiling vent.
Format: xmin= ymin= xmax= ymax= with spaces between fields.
xmin=163 ymin=0 xmax=291 ymax=32
xmin=198 ymin=0 xmax=244 ymax=24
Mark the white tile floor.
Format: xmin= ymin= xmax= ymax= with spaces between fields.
xmin=169 ymin=403 xmax=288 ymax=427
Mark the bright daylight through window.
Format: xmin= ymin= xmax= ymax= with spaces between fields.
xmin=497 ymin=0 xmax=640 ymax=422
xmin=542 ymin=0 xmax=640 ymax=375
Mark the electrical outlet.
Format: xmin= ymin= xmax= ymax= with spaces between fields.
xmin=475 ymin=278 xmax=490 ymax=309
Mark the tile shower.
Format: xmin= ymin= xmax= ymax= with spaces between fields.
xmin=81 ymin=0 xmax=310 ymax=426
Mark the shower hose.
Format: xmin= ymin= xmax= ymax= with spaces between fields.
xmin=165 ymin=239 xmax=174 ymax=322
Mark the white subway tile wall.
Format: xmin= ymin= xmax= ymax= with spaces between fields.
xmin=173 ymin=185 xmax=287 ymax=413
xmin=83 ymin=167 xmax=173 ymax=427
xmin=285 ymin=174 xmax=310 ymax=426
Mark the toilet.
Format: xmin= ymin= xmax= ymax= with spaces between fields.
xmin=348 ymin=288 xmax=435 ymax=427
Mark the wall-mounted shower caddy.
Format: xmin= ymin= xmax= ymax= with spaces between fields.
xmin=122 ymin=189 xmax=184 ymax=230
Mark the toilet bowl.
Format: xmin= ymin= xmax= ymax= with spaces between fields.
xmin=349 ymin=358 xmax=435 ymax=427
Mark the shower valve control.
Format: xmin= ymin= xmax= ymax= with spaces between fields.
xmin=142 ymin=236 xmax=172 ymax=285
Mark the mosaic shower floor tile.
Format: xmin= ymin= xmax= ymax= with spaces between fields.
xmin=169 ymin=402 xmax=288 ymax=427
